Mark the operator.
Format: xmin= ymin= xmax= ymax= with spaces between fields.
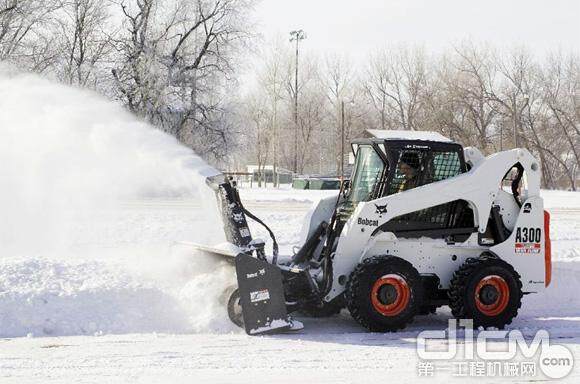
xmin=397 ymin=152 xmax=421 ymax=192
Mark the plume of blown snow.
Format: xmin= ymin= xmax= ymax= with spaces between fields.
xmin=0 ymin=64 xmax=223 ymax=254
xmin=0 ymin=64 xmax=237 ymax=336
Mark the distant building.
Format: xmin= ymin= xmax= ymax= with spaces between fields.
xmin=246 ymin=165 xmax=293 ymax=184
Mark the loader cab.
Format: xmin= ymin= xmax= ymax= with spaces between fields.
xmin=339 ymin=133 xmax=476 ymax=242
xmin=343 ymin=135 xmax=468 ymax=214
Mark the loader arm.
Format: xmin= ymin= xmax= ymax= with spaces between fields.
xmin=202 ymin=174 xmax=338 ymax=335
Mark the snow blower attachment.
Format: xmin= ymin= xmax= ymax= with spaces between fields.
xmin=193 ymin=130 xmax=551 ymax=336
xmin=201 ymin=174 xmax=297 ymax=334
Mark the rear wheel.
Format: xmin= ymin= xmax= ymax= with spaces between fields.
xmin=448 ymin=254 xmax=522 ymax=329
xmin=346 ymin=256 xmax=422 ymax=332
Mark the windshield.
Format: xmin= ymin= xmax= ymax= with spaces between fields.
xmin=347 ymin=145 xmax=385 ymax=206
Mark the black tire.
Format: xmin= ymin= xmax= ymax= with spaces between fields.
xmin=346 ymin=255 xmax=423 ymax=332
xmin=227 ymin=289 xmax=244 ymax=328
xmin=448 ymin=254 xmax=522 ymax=329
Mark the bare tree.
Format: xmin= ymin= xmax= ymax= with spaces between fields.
xmin=244 ymin=93 xmax=271 ymax=186
xmin=0 ymin=0 xmax=61 ymax=71
xmin=441 ymin=44 xmax=498 ymax=151
xmin=280 ymin=55 xmax=320 ymax=173
xmin=161 ymin=0 xmax=255 ymax=152
xmin=539 ymin=53 xmax=580 ymax=190
xmin=364 ymin=46 xmax=428 ymax=131
xmin=485 ymin=49 xmax=554 ymax=186
xmin=111 ymin=0 xmax=158 ymax=115
xmin=55 ymin=0 xmax=112 ymax=87
xmin=110 ymin=0 xmax=256 ymax=159
xmin=257 ymin=37 xmax=288 ymax=185
xmin=297 ymin=85 xmax=325 ymax=174
xmin=322 ymin=53 xmax=355 ymax=172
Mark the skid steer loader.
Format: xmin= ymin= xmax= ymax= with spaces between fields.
xmin=192 ymin=130 xmax=551 ymax=335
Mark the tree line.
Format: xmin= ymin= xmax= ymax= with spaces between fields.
xmin=1 ymin=1 xmax=578 ymax=190
xmin=238 ymin=41 xmax=579 ymax=190
xmin=1 ymin=0 xmax=255 ymax=161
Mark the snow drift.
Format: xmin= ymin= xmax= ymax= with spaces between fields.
xmin=0 ymin=251 xmax=238 ymax=337
xmin=0 ymin=65 xmax=236 ymax=337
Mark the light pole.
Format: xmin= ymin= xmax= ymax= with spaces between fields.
xmin=340 ymin=100 xmax=345 ymax=179
xmin=340 ymin=99 xmax=355 ymax=179
xmin=290 ymin=29 xmax=306 ymax=174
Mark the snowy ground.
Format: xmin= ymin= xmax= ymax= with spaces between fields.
xmin=1 ymin=188 xmax=579 ymax=383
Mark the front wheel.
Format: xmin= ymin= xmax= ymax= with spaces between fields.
xmin=346 ymin=256 xmax=423 ymax=332
xmin=227 ymin=288 xmax=244 ymax=328
xmin=448 ymin=255 xmax=523 ymax=329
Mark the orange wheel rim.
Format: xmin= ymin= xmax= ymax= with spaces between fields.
xmin=475 ymin=275 xmax=510 ymax=316
xmin=371 ymin=274 xmax=410 ymax=316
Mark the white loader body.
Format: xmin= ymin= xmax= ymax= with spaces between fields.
xmin=200 ymin=130 xmax=551 ymax=334
xmin=323 ymin=147 xmax=549 ymax=302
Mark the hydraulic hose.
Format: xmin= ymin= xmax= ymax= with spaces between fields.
xmin=235 ymin=188 xmax=279 ymax=264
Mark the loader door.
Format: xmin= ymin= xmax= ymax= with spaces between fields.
xmin=346 ymin=145 xmax=387 ymax=207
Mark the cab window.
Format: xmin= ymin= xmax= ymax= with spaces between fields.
xmin=431 ymin=151 xmax=462 ymax=182
xmin=389 ymin=150 xmax=424 ymax=194
xmin=389 ymin=149 xmax=463 ymax=195
xmin=347 ymin=145 xmax=385 ymax=205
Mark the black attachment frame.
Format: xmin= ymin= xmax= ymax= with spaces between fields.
xmin=209 ymin=176 xmax=279 ymax=261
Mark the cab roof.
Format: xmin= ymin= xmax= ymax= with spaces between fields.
xmin=365 ymin=129 xmax=452 ymax=143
